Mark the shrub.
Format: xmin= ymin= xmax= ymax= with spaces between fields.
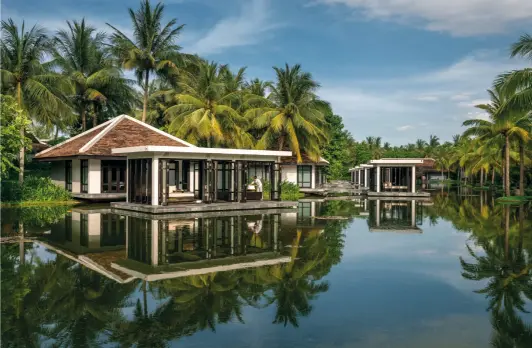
xmin=1 ymin=176 xmax=71 ymax=203
xmin=280 ymin=180 xmax=301 ymax=201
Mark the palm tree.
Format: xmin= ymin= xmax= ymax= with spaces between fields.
xmin=464 ymin=87 xmax=530 ymax=196
xmin=244 ymin=78 xmax=270 ymax=97
xmin=365 ymin=136 xmax=384 ymax=159
xmin=1 ymin=19 xmax=72 ymax=183
xmin=245 ymin=64 xmax=330 ymax=162
xmin=53 ymin=19 xmax=136 ymax=131
xmin=165 ymin=61 xmax=254 ymax=148
xmin=495 ymin=33 xmax=532 ymax=112
xmin=107 ymin=0 xmax=187 ymax=123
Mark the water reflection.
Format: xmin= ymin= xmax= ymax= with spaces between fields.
xmin=368 ymin=199 xmax=426 ymax=232
xmin=1 ymin=194 xmax=531 ymax=347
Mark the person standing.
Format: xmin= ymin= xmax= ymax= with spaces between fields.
xmin=252 ymin=176 xmax=263 ymax=200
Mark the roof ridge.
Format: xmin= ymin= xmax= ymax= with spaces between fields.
xmin=122 ymin=115 xmax=196 ymax=147
xmin=35 ymin=118 xmax=115 ymax=157
xmin=79 ymin=115 xmax=126 ymax=153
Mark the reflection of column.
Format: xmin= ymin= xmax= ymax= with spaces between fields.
xmin=376 ymin=200 xmax=381 ymax=227
xmin=273 ymin=214 xmax=279 ymax=251
xmin=151 ymin=157 xmax=159 ymax=206
xmin=411 ymin=200 xmax=416 ymax=227
xmin=411 ymin=165 xmax=416 ymax=193
xmin=376 ymin=166 xmax=381 ymax=193
xmin=230 ymin=217 xmax=234 ymax=255
xmin=151 ymin=220 xmax=159 ymax=266
xmin=364 ymin=199 xmax=367 ymax=212
xmin=311 ymin=201 xmax=316 ymax=217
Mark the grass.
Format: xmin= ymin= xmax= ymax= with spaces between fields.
xmin=1 ymin=200 xmax=79 ymax=208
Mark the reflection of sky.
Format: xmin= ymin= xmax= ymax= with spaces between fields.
xmin=12 ymin=206 xmax=532 ymax=348
xmin=165 ymin=215 xmax=505 ymax=347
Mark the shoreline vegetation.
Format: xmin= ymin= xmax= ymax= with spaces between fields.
xmin=0 ymin=0 xmax=530 ymax=202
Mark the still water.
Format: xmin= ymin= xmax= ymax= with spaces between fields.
xmin=1 ymin=192 xmax=531 ymax=347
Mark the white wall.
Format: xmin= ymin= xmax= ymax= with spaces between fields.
xmin=88 ymin=159 xmax=101 ymax=194
xmin=282 ymin=165 xmax=297 ymax=184
xmin=72 ymin=159 xmax=81 ymax=193
xmin=87 ymin=213 xmax=102 ymax=248
xmin=50 ymin=161 xmax=65 ymax=187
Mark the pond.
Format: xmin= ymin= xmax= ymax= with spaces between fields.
xmin=1 ymin=191 xmax=532 ymax=347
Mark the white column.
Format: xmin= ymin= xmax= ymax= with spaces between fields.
xmin=72 ymin=159 xmax=81 ymax=193
xmin=311 ymin=165 xmax=316 ymax=189
xmin=126 ymin=159 xmax=129 ymax=203
xmin=411 ymin=200 xmax=416 ymax=227
xmin=376 ymin=199 xmax=381 ymax=227
xmin=364 ymin=168 xmax=369 ymax=188
xmin=152 ymin=157 xmax=159 ymax=205
xmin=411 ymin=165 xmax=416 ymax=193
xmin=88 ymin=159 xmax=101 ymax=194
xmin=376 ymin=166 xmax=381 ymax=193
xmin=151 ymin=220 xmax=159 ymax=266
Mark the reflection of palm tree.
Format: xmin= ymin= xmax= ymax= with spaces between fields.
xmin=490 ymin=309 xmax=532 ymax=348
xmin=45 ymin=256 xmax=135 ymax=347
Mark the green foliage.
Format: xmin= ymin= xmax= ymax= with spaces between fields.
xmin=0 ymin=95 xmax=30 ymax=177
xmin=245 ymin=63 xmax=330 ymax=162
xmin=280 ymin=180 xmax=301 ymax=201
xmin=322 ymin=113 xmax=354 ymax=179
xmin=1 ymin=176 xmax=71 ymax=203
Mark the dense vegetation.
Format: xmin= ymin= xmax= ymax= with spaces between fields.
xmin=1 ymin=0 xmax=530 ymax=197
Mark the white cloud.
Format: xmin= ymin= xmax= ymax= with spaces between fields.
xmin=317 ymin=51 xmax=528 ymax=144
xmin=184 ymin=0 xmax=281 ymax=55
xmin=397 ymin=125 xmax=414 ymax=131
xmin=315 ymin=0 xmax=532 ymax=36
xmin=415 ymin=95 xmax=439 ymax=102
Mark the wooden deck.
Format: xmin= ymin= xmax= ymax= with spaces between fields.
xmin=111 ymin=200 xmax=298 ymax=215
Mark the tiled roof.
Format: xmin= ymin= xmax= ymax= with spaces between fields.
xmin=35 ymin=115 xmax=194 ymax=159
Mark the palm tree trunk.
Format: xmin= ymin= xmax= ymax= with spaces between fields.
xmin=92 ymin=113 xmax=97 ymax=128
xmin=519 ymin=141 xmax=524 ymax=196
xmin=17 ymin=82 xmax=25 ymax=185
xmin=142 ymin=71 xmax=149 ymax=123
xmin=491 ymin=167 xmax=495 ymax=185
xmin=81 ymin=107 xmax=87 ymax=131
xmin=55 ymin=125 xmax=59 ymax=140
xmin=278 ymin=134 xmax=285 ymax=151
xmin=504 ymin=135 xmax=510 ymax=196
xmin=480 ymin=168 xmax=484 ymax=187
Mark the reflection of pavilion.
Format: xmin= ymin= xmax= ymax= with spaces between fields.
xmin=39 ymin=209 xmax=133 ymax=283
xmin=111 ymin=213 xmax=290 ymax=282
xmin=368 ymin=199 xmax=425 ymax=233
xmin=47 ymin=208 xmax=125 ymax=254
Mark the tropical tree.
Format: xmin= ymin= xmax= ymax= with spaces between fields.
xmin=245 ymin=64 xmax=330 ymax=162
xmin=0 ymin=95 xmax=30 ymax=178
xmin=53 ymin=19 xmax=136 ymax=131
xmin=464 ymin=87 xmax=530 ymax=196
xmin=0 ymin=19 xmax=72 ymax=183
xmin=495 ymin=33 xmax=532 ymax=112
xmin=108 ymin=0 xmax=188 ymax=123
xmin=244 ymin=78 xmax=270 ymax=97
xmin=165 ymin=61 xmax=254 ymax=148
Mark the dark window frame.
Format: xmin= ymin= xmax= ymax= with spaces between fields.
xmin=65 ymin=160 xmax=72 ymax=192
xmin=297 ymin=165 xmax=312 ymax=188
xmin=80 ymin=160 xmax=89 ymax=193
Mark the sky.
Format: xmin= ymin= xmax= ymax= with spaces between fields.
xmin=2 ymin=0 xmax=531 ymax=144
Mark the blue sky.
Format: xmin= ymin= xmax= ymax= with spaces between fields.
xmin=3 ymin=0 xmax=531 ymax=144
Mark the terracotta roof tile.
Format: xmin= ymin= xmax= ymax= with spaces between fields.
xmin=35 ymin=126 xmax=106 ymax=159
xmin=85 ymin=118 xmax=188 ymax=155
xmin=35 ymin=116 xmax=191 ymax=159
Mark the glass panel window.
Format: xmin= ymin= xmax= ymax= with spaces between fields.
xmin=65 ymin=160 xmax=72 ymax=192
xmin=297 ymin=165 xmax=312 ymax=188
xmin=81 ymin=160 xmax=89 ymax=193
